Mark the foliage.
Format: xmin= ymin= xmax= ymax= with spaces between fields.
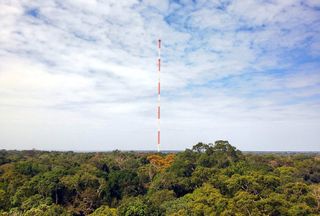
xmin=0 ymin=142 xmax=319 ymax=215
xmin=89 ymin=205 xmax=116 ymax=216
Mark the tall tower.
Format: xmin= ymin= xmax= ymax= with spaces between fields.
xmin=157 ymin=39 xmax=161 ymax=152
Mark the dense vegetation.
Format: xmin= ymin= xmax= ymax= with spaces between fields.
xmin=0 ymin=141 xmax=319 ymax=215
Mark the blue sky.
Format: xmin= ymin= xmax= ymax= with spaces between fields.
xmin=0 ymin=0 xmax=319 ymax=151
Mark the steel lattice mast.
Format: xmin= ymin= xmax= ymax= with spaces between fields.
xmin=157 ymin=39 xmax=161 ymax=152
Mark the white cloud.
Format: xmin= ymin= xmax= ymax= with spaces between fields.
xmin=0 ymin=56 xmax=95 ymax=106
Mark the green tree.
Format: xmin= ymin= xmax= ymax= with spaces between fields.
xmin=89 ymin=205 xmax=116 ymax=216
xmin=118 ymin=196 xmax=160 ymax=216
xmin=256 ymin=193 xmax=289 ymax=216
xmin=165 ymin=183 xmax=227 ymax=215
xmin=228 ymin=191 xmax=260 ymax=216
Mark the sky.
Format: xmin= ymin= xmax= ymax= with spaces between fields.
xmin=0 ymin=0 xmax=320 ymax=151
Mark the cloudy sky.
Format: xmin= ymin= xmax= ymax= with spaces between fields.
xmin=0 ymin=0 xmax=320 ymax=151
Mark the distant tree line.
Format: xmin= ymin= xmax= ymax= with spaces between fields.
xmin=0 ymin=140 xmax=319 ymax=215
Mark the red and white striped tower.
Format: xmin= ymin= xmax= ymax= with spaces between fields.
xmin=157 ymin=39 xmax=161 ymax=152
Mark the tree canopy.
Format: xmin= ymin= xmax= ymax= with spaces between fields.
xmin=0 ymin=141 xmax=319 ymax=215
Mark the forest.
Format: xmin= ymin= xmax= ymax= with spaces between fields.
xmin=0 ymin=141 xmax=319 ymax=216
